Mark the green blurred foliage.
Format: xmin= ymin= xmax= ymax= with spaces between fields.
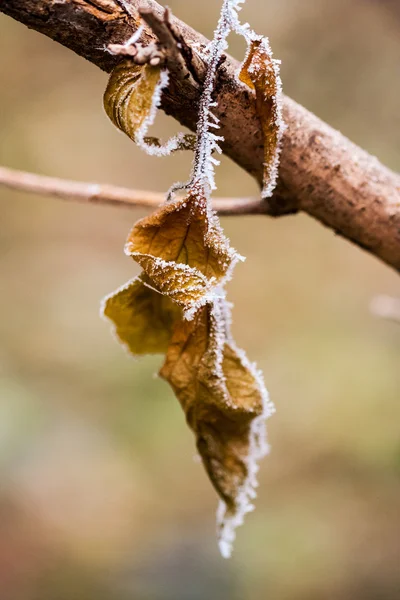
xmin=0 ymin=1 xmax=399 ymax=599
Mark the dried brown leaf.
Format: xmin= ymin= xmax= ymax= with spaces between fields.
xmin=125 ymin=193 xmax=240 ymax=315
xmin=103 ymin=59 xmax=196 ymax=152
xmin=102 ymin=275 xmax=181 ymax=356
xmin=159 ymin=300 xmax=269 ymax=515
xmin=239 ymin=39 xmax=284 ymax=198
xmin=104 ymin=60 xmax=160 ymax=141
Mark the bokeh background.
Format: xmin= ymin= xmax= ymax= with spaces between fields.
xmin=1 ymin=0 xmax=400 ymax=598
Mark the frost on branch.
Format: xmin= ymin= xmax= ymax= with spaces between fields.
xmin=102 ymin=0 xmax=282 ymax=558
xmin=175 ymin=0 xmax=251 ymax=197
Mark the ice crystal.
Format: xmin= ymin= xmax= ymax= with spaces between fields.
xmin=135 ymin=70 xmax=197 ymax=157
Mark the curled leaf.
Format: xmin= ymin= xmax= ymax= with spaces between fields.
xmin=159 ymin=299 xmax=272 ymax=557
xmin=239 ymin=38 xmax=285 ymax=198
xmin=125 ymin=193 xmax=241 ymax=316
xmin=104 ymin=60 xmax=196 ymax=155
xmin=104 ymin=60 xmax=160 ymax=140
xmin=101 ymin=275 xmax=181 ymax=356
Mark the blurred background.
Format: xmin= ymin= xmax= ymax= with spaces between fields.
xmin=0 ymin=0 xmax=399 ymax=598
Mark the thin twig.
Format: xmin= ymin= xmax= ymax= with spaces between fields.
xmin=0 ymin=165 xmax=265 ymax=215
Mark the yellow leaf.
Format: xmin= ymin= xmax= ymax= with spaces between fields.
xmin=239 ymin=39 xmax=284 ymax=198
xmin=104 ymin=60 xmax=161 ymax=141
xmin=159 ymin=300 xmax=268 ymax=512
xmin=103 ymin=59 xmax=196 ymax=153
xmin=102 ymin=275 xmax=181 ymax=356
xmin=125 ymin=193 xmax=240 ymax=315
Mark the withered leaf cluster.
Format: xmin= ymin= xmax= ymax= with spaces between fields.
xmin=102 ymin=12 xmax=282 ymax=556
xmin=102 ymin=188 xmax=270 ymax=518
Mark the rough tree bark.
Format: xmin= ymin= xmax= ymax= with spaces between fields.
xmin=1 ymin=0 xmax=400 ymax=272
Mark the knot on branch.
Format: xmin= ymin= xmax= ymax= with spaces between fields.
xmin=108 ymin=40 xmax=165 ymax=66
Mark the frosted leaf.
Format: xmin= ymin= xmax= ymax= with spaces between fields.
xmin=172 ymin=0 xmax=245 ymax=197
xmin=101 ymin=274 xmax=181 ymax=356
xmin=159 ymin=297 xmax=273 ymax=558
xmin=239 ymin=38 xmax=285 ymax=198
xmin=104 ymin=61 xmax=196 ymax=157
xmin=124 ymin=190 xmax=242 ymax=317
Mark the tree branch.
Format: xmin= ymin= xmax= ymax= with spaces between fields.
xmin=0 ymin=165 xmax=266 ymax=215
xmin=1 ymin=0 xmax=400 ymax=271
